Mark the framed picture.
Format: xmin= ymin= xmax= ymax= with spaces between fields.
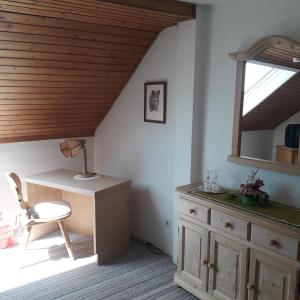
xmin=144 ymin=81 xmax=167 ymax=124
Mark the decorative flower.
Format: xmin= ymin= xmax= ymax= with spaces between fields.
xmin=239 ymin=169 xmax=271 ymax=206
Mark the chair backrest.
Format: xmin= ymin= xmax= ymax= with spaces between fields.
xmin=6 ymin=172 xmax=30 ymax=212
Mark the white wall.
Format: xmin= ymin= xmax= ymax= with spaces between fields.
xmin=241 ymin=130 xmax=274 ymax=161
xmin=94 ymin=21 xmax=196 ymax=256
xmin=0 ymin=137 xmax=94 ymax=214
xmin=195 ymin=0 xmax=300 ymax=208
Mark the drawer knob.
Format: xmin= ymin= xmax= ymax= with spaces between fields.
xmin=208 ymin=263 xmax=214 ymax=269
xmin=224 ymin=222 xmax=232 ymax=229
xmin=269 ymin=239 xmax=279 ymax=247
xmin=189 ymin=208 xmax=196 ymax=215
xmin=247 ymin=284 xmax=255 ymax=290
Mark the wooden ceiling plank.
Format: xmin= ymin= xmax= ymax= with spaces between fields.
xmin=0 ymin=117 xmax=102 ymax=125
xmin=0 ymin=11 xmax=157 ymax=40
xmin=0 ymin=40 xmax=146 ymax=60
xmin=0 ymin=22 xmax=153 ymax=48
xmin=0 ymin=131 xmax=95 ymax=143
xmin=0 ymin=66 xmax=132 ymax=77
xmin=1 ymin=112 xmax=106 ymax=124
xmin=0 ymin=73 xmax=128 ymax=82
xmin=1 ymin=111 xmax=102 ymax=121
xmin=10 ymin=0 xmax=182 ymax=26
xmin=0 ymin=99 xmax=115 ymax=105
xmin=99 ymin=0 xmax=195 ymax=18
xmin=0 ymin=3 xmax=167 ymax=32
xmin=0 ymin=38 xmax=148 ymax=60
xmin=0 ymin=124 xmax=96 ymax=134
xmin=0 ymin=109 xmax=112 ymax=115
xmin=0 ymin=58 xmax=136 ymax=71
xmin=0 ymin=49 xmax=140 ymax=65
xmin=0 ymin=104 xmax=113 ymax=111
xmin=0 ymin=13 xmax=157 ymax=44
xmin=0 ymin=129 xmax=94 ymax=143
xmin=0 ymin=0 xmax=195 ymax=143
xmin=0 ymin=93 xmax=118 ymax=99
xmin=0 ymin=79 xmax=126 ymax=88
xmin=0 ymin=57 xmax=137 ymax=71
xmin=0 ymin=32 xmax=150 ymax=54
xmin=0 ymin=87 xmax=124 ymax=93
xmin=43 ymin=0 xmax=188 ymax=21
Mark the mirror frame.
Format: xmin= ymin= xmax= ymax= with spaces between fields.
xmin=228 ymin=35 xmax=300 ymax=176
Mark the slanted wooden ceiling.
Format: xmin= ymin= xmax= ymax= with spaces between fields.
xmin=0 ymin=0 xmax=195 ymax=143
xmin=242 ymin=46 xmax=300 ymax=131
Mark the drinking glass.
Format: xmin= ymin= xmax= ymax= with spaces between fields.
xmin=211 ymin=170 xmax=219 ymax=191
xmin=203 ymin=170 xmax=211 ymax=192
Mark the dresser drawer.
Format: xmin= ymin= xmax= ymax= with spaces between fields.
xmin=251 ymin=224 xmax=299 ymax=260
xmin=211 ymin=209 xmax=250 ymax=240
xmin=179 ymin=198 xmax=210 ymax=224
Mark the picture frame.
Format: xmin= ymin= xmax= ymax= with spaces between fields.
xmin=144 ymin=81 xmax=167 ymax=124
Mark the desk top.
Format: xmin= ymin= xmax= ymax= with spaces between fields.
xmin=23 ymin=168 xmax=131 ymax=196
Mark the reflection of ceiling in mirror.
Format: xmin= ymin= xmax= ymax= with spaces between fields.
xmin=243 ymin=60 xmax=297 ymax=115
xmin=242 ymin=70 xmax=300 ymax=131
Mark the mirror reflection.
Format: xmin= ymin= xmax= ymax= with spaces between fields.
xmin=240 ymin=48 xmax=300 ymax=166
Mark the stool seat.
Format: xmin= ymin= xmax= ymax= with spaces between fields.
xmin=29 ymin=201 xmax=71 ymax=221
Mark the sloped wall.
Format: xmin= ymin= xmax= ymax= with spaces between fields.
xmin=94 ymin=21 xmax=196 ymax=256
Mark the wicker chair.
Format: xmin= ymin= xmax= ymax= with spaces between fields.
xmin=6 ymin=172 xmax=74 ymax=259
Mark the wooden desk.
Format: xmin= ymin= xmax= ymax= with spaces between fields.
xmin=23 ymin=168 xmax=131 ymax=265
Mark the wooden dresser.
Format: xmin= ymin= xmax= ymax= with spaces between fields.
xmin=276 ymin=145 xmax=299 ymax=165
xmin=174 ymin=184 xmax=300 ymax=300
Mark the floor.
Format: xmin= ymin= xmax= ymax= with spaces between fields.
xmin=0 ymin=231 xmax=196 ymax=300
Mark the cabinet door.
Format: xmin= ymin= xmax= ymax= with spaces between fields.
xmin=178 ymin=219 xmax=209 ymax=291
xmin=208 ymin=232 xmax=248 ymax=300
xmin=248 ymin=250 xmax=298 ymax=300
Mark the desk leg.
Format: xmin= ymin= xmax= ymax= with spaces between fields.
xmin=94 ymin=185 xmax=130 ymax=265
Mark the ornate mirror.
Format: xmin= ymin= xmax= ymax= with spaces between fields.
xmin=228 ymin=35 xmax=300 ymax=176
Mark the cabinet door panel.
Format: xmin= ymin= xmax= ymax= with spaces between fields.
xmin=248 ymin=250 xmax=298 ymax=300
xmin=178 ymin=219 xmax=209 ymax=291
xmin=208 ymin=232 xmax=248 ymax=300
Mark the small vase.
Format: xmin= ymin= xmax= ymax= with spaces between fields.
xmin=241 ymin=195 xmax=256 ymax=206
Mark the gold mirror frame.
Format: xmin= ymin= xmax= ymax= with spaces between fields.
xmin=228 ymin=35 xmax=300 ymax=176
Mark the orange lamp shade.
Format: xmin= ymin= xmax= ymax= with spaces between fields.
xmin=59 ymin=139 xmax=83 ymax=158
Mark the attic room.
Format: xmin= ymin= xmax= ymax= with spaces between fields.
xmin=0 ymin=0 xmax=300 ymax=299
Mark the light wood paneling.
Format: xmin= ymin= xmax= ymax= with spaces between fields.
xmin=175 ymin=188 xmax=300 ymax=300
xmin=248 ymin=250 xmax=298 ymax=300
xmin=0 ymin=0 xmax=195 ymax=142
xmin=177 ymin=219 xmax=209 ymax=291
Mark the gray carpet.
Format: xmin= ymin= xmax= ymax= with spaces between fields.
xmin=0 ymin=241 xmax=197 ymax=300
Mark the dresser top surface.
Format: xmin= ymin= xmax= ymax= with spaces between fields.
xmin=177 ymin=183 xmax=300 ymax=230
xmin=24 ymin=168 xmax=131 ymax=196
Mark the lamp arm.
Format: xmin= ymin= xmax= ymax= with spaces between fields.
xmin=82 ymin=146 xmax=88 ymax=175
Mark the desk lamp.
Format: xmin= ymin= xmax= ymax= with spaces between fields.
xmin=59 ymin=139 xmax=99 ymax=180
